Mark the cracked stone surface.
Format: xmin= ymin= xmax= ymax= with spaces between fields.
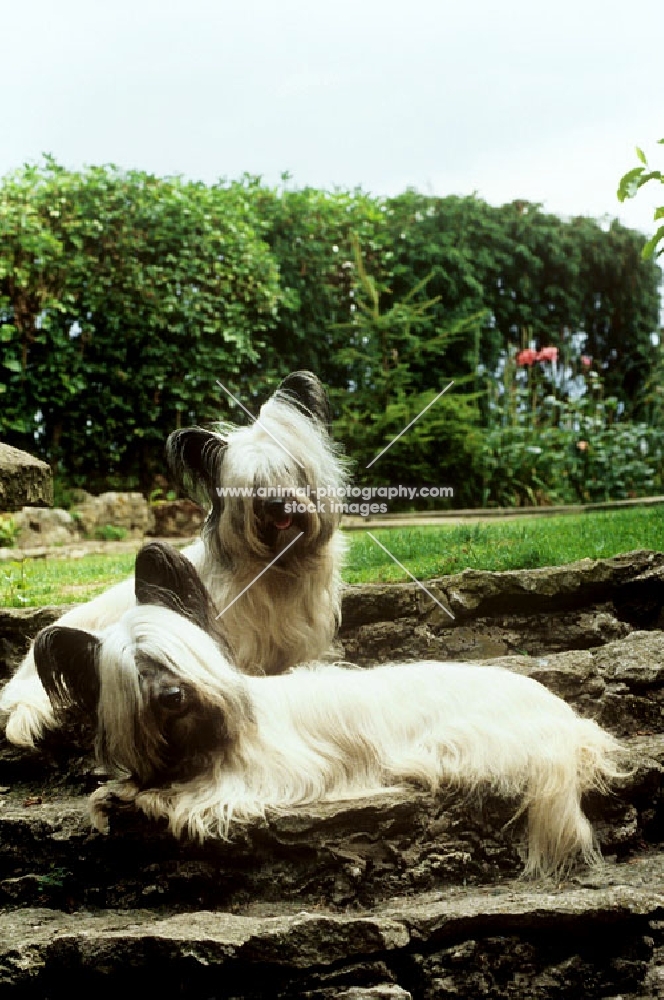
xmin=0 ymin=443 xmax=52 ymax=513
xmin=0 ymin=551 xmax=662 ymax=996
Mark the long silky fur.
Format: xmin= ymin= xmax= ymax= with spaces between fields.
xmin=85 ymin=605 xmax=627 ymax=879
xmin=191 ymin=388 xmax=349 ymax=674
xmin=91 ymin=606 xmax=252 ymax=785
xmin=0 ymin=373 xmax=348 ymax=747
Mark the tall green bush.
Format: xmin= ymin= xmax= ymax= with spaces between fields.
xmin=0 ymin=161 xmax=660 ymax=504
xmin=0 ymin=160 xmax=282 ymax=488
xmin=331 ymin=236 xmax=484 ymax=506
xmin=241 ymin=179 xmax=387 ymax=398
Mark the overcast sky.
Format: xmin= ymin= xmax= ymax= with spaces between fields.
xmin=3 ymin=0 xmax=663 ymax=236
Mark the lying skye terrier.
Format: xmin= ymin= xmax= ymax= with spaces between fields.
xmin=33 ymin=542 xmax=626 ymax=878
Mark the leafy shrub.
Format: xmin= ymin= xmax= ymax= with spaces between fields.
xmin=481 ymin=348 xmax=660 ymax=505
xmin=0 ymin=160 xmax=282 ymax=490
xmin=93 ymin=525 xmax=128 ymax=542
xmin=0 ymin=515 xmax=18 ymax=548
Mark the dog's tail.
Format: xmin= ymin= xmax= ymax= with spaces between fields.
xmin=522 ymin=718 xmax=628 ymax=878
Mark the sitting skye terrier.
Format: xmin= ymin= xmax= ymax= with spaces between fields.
xmin=34 ymin=542 xmax=626 ymax=878
xmin=1 ymin=372 xmax=348 ymax=748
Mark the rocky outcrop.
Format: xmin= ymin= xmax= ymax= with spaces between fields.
xmin=0 ymin=443 xmax=52 ymax=512
xmin=71 ymin=491 xmax=155 ymax=538
xmin=0 ymin=552 xmax=662 ymax=996
xmin=149 ymin=498 xmax=206 ymax=538
xmin=2 ymin=492 xmax=158 ymax=551
xmin=12 ymin=507 xmax=79 ymax=549
xmin=340 ymin=549 xmax=664 ymax=662
xmin=0 ymin=872 xmax=662 ymax=998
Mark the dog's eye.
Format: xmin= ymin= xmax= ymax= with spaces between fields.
xmin=157 ymin=685 xmax=186 ymax=711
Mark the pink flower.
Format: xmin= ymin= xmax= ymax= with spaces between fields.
xmin=537 ymin=346 xmax=558 ymax=363
xmin=516 ymin=349 xmax=538 ymax=366
xmin=581 ymin=355 xmax=592 ymax=367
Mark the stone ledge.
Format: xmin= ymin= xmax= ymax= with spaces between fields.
xmin=342 ymin=549 xmax=664 ymax=623
xmin=340 ymin=550 xmax=664 ymax=663
xmin=0 ymin=859 xmax=662 ymax=996
xmin=0 ymin=734 xmax=659 ymax=914
xmin=0 ymin=552 xmax=663 ymax=997
xmin=0 ymin=443 xmax=52 ymax=512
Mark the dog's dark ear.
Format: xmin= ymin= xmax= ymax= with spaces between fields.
xmin=34 ymin=626 xmax=101 ymax=718
xmin=166 ymin=427 xmax=227 ymax=508
xmin=135 ymin=542 xmax=214 ymax=633
xmin=276 ymin=371 xmax=332 ymax=429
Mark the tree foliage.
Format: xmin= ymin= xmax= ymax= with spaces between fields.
xmin=330 ymin=233 xmax=484 ymax=506
xmin=0 ymin=158 xmax=660 ymax=504
xmin=618 ymin=140 xmax=664 ymax=260
xmin=241 ymin=179 xmax=387 ymax=397
xmin=0 ymin=160 xmax=281 ymax=488
xmin=571 ymin=216 xmax=661 ymax=402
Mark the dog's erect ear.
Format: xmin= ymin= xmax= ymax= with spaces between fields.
xmin=275 ymin=371 xmax=332 ymax=429
xmin=34 ymin=626 xmax=101 ymax=717
xmin=135 ymin=542 xmax=214 ymax=633
xmin=166 ymin=427 xmax=227 ymax=508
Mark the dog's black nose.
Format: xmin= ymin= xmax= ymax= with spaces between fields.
xmin=264 ymin=498 xmax=287 ymax=516
xmin=263 ymin=498 xmax=293 ymax=530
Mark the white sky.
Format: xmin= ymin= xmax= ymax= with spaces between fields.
xmin=3 ymin=0 xmax=663 ymax=236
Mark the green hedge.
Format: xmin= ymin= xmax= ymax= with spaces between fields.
xmin=0 ymin=160 xmax=660 ymax=503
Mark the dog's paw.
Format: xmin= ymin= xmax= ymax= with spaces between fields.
xmin=3 ymin=701 xmax=54 ymax=749
xmin=89 ymin=781 xmax=139 ymax=833
xmin=89 ymin=788 xmax=111 ymax=834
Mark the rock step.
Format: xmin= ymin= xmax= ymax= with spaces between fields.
xmin=341 ymin=549 xmax=664 ymax=663
xmin=3 ymin=550 xmax=664 ymax=682
xmin=0 ymin=442 xmax=52 ymax=513
xmin=0 ymin=736 xmax=660 ymax=913
xmin=343 ymin=549 xmax=664 ymax=628
xmin=478 ymin=629 xmax=664 ymax=738
xmin=0 ymin=853 xmax=663 ymax=998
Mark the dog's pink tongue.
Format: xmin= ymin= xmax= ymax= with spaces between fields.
xmin=274 ymin=516 xmax=293 ymax=530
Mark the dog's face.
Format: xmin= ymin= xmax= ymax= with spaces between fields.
xmin=166 ymin=371 xmax=349 ymax=566
xmin=34 ymin=543 xmax=251 ymax=785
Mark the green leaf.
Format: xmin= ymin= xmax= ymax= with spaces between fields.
xmin=636 ymin=146 xmax=647 ymax=165
xmin=617 ymin=166 xmax=645 ymax=202
xmin=641 ymin=225 xmax=664 ymax=260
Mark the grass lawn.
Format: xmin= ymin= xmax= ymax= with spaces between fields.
xmin=345 ymin=506 xmax=664 ymax=584
xmin=1 ymin=553 xmax=137 ymax=609
xmin=0 ymin=506 xmax=662 ymax=607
